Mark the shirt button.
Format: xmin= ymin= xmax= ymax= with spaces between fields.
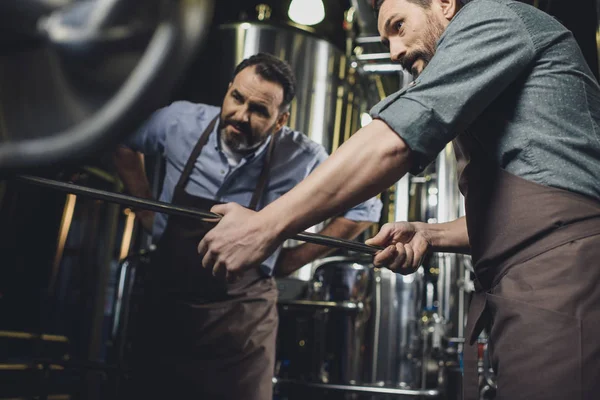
xmin=220 ymin=170 xmax=225 ymax=174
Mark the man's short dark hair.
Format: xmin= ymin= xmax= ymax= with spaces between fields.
xmin=233 ymin=53 xmax=297 ymax=112
xmin=372 ymin=0 xmax=432 ymax=12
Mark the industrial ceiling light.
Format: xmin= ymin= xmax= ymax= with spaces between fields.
xmin=288 ymin=0 xmax=325 ymax=26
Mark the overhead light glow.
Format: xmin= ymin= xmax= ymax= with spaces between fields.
xmin=288 ymin=0 xmax=325 ymax=26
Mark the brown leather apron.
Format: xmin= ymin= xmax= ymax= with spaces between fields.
xmin=132 ymin=117 xmax=279 ymax=400
xmin=456 ymin=133 xmax=600 ymax=400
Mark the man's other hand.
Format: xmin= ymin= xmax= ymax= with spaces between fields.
xmin=365 ymin=222 xmax=431 ymax=275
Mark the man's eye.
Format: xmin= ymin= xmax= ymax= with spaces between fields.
xmin=395 ymin=21 xmax=403 ymax=31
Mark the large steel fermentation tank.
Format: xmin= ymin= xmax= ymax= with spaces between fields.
xmin=274 ymin=256 xmax=441 ymax=397
xmin=195 ymin=22 xmax=372 ymax=154
xmin=276 ymin=256 xmax=372 ymax=385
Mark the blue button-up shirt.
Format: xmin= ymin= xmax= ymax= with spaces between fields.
xmin=126 ymin=101 xmax=382 ymax=275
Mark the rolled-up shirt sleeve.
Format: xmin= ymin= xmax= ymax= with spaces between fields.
xmin=370 ymin=0 xmax=536 ymax=174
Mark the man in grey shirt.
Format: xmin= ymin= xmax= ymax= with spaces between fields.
xmin=199 ymin=0 xmax=600 ymax=398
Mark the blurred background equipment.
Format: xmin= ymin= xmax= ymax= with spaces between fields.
xmin=0 ymin=0 xmax=214 ymax=170
xmin=0 ymin=0 xmax=598 ymax=399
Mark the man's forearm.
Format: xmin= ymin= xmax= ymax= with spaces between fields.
xmin=260 ymin=120 xmax=411 ymax=241
xmin=275 ymin=218 xmax=373 ymax=276
xmin=417 ymin=216 xmax=470 ymax=254
xmin=113 ymin=146 xmax=153 ymax=200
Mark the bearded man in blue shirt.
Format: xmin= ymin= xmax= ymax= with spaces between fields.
xmin=114 ymin=53 xmax=382 ymax=399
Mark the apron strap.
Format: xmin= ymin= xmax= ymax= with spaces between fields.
xmin=174 ymin=114 xmax=278 ymax=211
xmin=175 ymin=116 xmax=218 ymax=190
xmin=248 ymin=131 xmax=277 ymax=210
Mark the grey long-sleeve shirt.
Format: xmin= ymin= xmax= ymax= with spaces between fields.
xmin=371 ymin=0 xmax=600 ymax=201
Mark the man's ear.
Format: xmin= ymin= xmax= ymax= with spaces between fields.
xmin=437 ymin=0 xmax=460 ymax=21
xmin=276 ymin=111 xmax=290 ymax=131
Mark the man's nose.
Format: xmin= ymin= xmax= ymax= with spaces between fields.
xmin=389 ymin=40 xmax=407 ymax=62
xmin=233 ymin=105 xmax=250 ymax=124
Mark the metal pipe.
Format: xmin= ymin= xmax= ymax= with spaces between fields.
xmin=0 ymin=331 xmax=69 ymax=342
xmin=354 ymin=52 xmax=391 ymax=61
xmin=596 ymin=0 xmax=600 ymax=78
xmin=16 ymin=175 xmax=384 ymax=256
xmin=435 ymin=144 xmax=462 ymax=337
xmin=118 ymin=208 xmax=136 ymax=261
xmin=88 ymin=182 xmax=120 ymax=363
xmin=17 ymin=174 xmax=217 ymax=219
xmin=278 ymin=299 xmax=363 ymax=310
xmin=49 ymin=193 xmax=76 ymax=295
xmin=272 ymin=378 xmax=440 ymax=397
xmin=355 ymin=36 xmax=383 ymax=44
xmin=361 ymin=64 xmax=404 ymax=74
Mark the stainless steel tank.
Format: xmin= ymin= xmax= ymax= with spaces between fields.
xmin=435 ymin=144 xmax=468 ymax=339
xmin=363 ymin=267 xmax=425 ymax=388
xmin=275 ymin=256 xmax=371 ymax=384
xmin=308 ymin=256 xmax=371 ymax=302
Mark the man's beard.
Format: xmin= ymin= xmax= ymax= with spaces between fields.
xmin=219 ymin=119 xmax=276 ymax=155
xmin=400 ymin=14 xmax=445 ymax=77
